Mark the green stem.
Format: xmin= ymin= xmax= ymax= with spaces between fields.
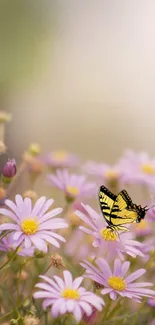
xmin=0 ymin=230 xmax=12 ymax=241
xmin=17 ymin=257 xmax=32 ymax=300
xmin=106 ymin=297 xmax=122 ymax=319
xmin=131 ymin=298 xmax=147 ymax=325
xmin=102 ymin=299 xmax=112 ymax=321
xmin=0 ymin=245 xmax=19 ymax=271
xmin=44 ymin=310 xmax=48 ymax=325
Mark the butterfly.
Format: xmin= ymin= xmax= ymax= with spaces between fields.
xmin=98 ymin=185 xmax=151 ymax=232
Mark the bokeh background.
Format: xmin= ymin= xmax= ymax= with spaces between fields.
xmin=3 ymin=0 xmax=155 ymax=163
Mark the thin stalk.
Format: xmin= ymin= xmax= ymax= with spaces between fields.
xmin=0 ymin=245 xmax=19 ymax=271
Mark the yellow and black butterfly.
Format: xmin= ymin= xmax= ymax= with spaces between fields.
xmin=99 ymin=185 xmax=150 ymax=232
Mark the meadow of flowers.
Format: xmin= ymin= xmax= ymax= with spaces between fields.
xmin=0 ymin=113 xmax=155 ymax=324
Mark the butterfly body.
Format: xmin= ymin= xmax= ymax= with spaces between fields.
xmin=99 ymin=185 xmax=148 ymax=232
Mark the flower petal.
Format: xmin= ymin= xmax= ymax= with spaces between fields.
xmin=126 ymin=269 xmax=146 ymax=283
xmin=63 ymin=270 xmax=73 ymax=287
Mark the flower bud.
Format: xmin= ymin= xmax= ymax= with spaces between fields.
xmin=50 ymin=253 xmax=65 ymax=269
xmin=2 ymin=159 xmax=16 ymax=183
xmin=27 ymin=143 xmax=41 ymax=157
xmin=23 ymin=315 xmax=40 ymax=325
xmin=23 ymin=190 xmax=37 ymax=201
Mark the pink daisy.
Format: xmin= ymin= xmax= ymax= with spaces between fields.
xmin=47 ymin=169 xmax=97 ymax=202
xmin=75 ymin=204 xmax=144 ymax=260
xmin=43 ymin=150 xmax=78 ymax=168
xmin=0 ymin=195 xmax=67 ymax=252
xmin=33 ymin=270 xmax=104 ymax=323
xmin=83 ymin=161 xmax=122 ymax=187
xmin=119 ymin=149 xmax=155 ymax=188
xmin=81 ymin=258 xmax=155 ymax=302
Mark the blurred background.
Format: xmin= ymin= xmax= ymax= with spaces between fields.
xmin=2 ymin=0 xmax=155 ymax=163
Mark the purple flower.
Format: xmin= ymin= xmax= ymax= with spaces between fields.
xmin=43 ymin=150 xmax=78 ymax=168
xmin=83 ymin=161 xmax=122 ymax=187
xmin=0 ymin=234 xmax=34 ymax=256
xmin=2 ymin=159 xmax=16 ymax=182
xmin=47 ymin=169 xmax=97 ymax=202
xmin=33 ymin=270 xmax=104 ymax=323
xmin=75 ymin=204 xmax=144 ymax=260
xmin=0 ymin=195 xmax=68 ymax=252
xmin=119 ymin=150 xmax=155 ymax=187
xmin=81 ymin=258 xmax=155 ymax=302
xmin=140 ymin=238 xmax=155 ymax=262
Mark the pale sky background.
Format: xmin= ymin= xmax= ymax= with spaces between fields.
xmin=6 ymin=0 xmax=155 ymax=163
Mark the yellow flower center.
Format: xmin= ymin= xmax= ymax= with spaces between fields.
xmin=104 ymin=169 xmax=118 ymax=180
xmin=61 ymin=288 xmax=80 ymax=300
xmin=141 ymin=164 xmax=155 ymax=175
xmin=52 ymin=151 xmax=68 ymax=162
xmin=108 ymin=276 xmax=126 ymax=291
xmin=66 ymin=186 xmax=79 ymax=197
xmin=100 ymin=228 xmax=118 ymax=241
xmin=21 ymin=218 xmax=38 ymax=235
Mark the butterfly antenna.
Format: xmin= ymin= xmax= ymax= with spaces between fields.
xmin=145 ymin=205 xmax=155 ymax=211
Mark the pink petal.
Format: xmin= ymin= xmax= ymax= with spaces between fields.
xmin=51 ymin=299 xmax=63 ymax=318
xmin=33 ymin=291 xmax=57 ymax=299
xmin=53 ymin=275 xmax=65 ymax=290
xmin=101 ymin=288 xmax=113 ymax=295
xmin=110 ymin=291 xmax=117 ymax=300
xmin=35 ymin=283 xmax=59 ymax=295
xmin=39 ymin=220 xmax=67 ymax=230
xmin=81 ymin=295 xmax=103 ymax=310
xmin=30 ymin=235 xmax=47 ymax=252
xmin=40 ymin=275 xmax=60 ymax=291
xmin=75 ymin=211 xmax=97 ymax=230
xmin=113 ymin=259 xmax=121 ymax=276
xmin=39 ymin=234 xmax=60 ymax=248
xmin=24 ymin=197 xmax=32 ymax=215
xmin=15 ymin=195 xmax=24 ymax=207
xmin=0 ymin=208 xmax=19 ymax=222
xmin=79 ymin=301 xmax=92 ymax=316
xmin=59 ymin=302 xmax=67 ymax=314
xmin=126 ymin=269 xmax=146 ymax=283
xmin=24 ymin=236 xmax=32 ymax=249
xmin=0 ymin=223 xmax=19 ymax=231
xmin=39 ymin=208 xmax=63 ymax=223
xmin=96 ymin=258 xmax=112 ymax=278
xmin=79 ymin=226 xmax=94 ymax=236
xmin=120 ymin=261 xmax=130 ymax=277
xmin=73 ymin=277 xmax=83 ymax=290
xmin=128 ymin=282 xmax=153 ymax=288
xmin=13 ymin=231 xmax=23 ymax=240
xmin=4 ymin=199 xmax=19 ymax=215
xmin=42 ymin=298 xmax=56 ymax=310
xmin=73 ymin=304 xmax=82 ymax=322
xmin=31 ymin=197 xmax=46 ymax=216
xmin=63 ymin=270 xmax=73 ymax=287
xmin=66 ymin=300 xmax=76 ymax=312
xmin=38 ymin=199 xmax=54 ymax=216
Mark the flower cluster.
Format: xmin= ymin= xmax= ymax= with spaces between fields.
xmin=0 ymin=144 xmax=155 ymax=324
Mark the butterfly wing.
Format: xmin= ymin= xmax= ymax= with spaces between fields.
xmin=110 ymin=190 xmax=138 ymax=226
xmin=99 ymin=185 xmax=116 ymax=226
